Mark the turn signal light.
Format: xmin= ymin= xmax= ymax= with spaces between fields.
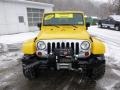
xmin=36 ymin=51 xmax=42 ymax=56
xmin=85 ymin=52 xmax=89 ymax=56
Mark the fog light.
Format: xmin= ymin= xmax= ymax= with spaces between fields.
xmin=85 ymin=52 xmax=89 ymax=56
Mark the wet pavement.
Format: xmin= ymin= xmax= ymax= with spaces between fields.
xmin=0 ymin=50 xmax=120 ymax=90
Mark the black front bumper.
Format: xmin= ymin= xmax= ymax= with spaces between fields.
xmin=21 ymin=54 xmax=105 ymax=71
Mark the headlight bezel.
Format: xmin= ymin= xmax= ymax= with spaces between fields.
xmin=37 ymin=41 xmax=46 ymax=50
xmin=81 ymin=41 xmax=90 ymax=50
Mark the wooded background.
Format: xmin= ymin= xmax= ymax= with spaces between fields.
xmin=29 ymin=0 xmax=120 ymax=18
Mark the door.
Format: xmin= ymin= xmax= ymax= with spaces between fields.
xmin=102 ymin=19 xmax=109 ymax=27
xmin=109 ymin=18 xmax=115 ymax=28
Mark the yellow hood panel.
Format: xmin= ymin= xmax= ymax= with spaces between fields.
xmin=37 ymin=26 xmax=90 ymax=40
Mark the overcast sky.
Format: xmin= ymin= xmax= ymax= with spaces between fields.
xmin=94 ymin=0 xmax=108 ymax=2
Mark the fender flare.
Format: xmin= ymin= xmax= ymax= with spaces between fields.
xmin=91 ymin=37 xmax=105 ymax=55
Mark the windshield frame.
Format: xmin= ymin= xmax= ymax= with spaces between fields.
xmin=43 ymin=13 xmax=85 ymax=26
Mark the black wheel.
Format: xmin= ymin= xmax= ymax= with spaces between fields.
xmin=23 ymin=64 xmax=38 ymax=80
xmin=21 ymin=55 xmax=39 ymax=80
xmin=98 ymin=23 xmax=102 ymax=28
xmin=115 ymin=26 xmax=120 ymax=31
xmin=88 ymin=55 xmax=106 ymax=80
xmin=90 ymin=63 xmax=105 ymax=80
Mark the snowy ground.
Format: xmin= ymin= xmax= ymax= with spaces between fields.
xmin=0 ymin=31 xmax=39 ymax=44
xmin=0 ymin=26 xmax=120 ymax=90
xmin=0 ymin=31 xmax=39 ymax=52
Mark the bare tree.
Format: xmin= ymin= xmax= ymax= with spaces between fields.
xmin=28 ymin=0 xmax=112 ymax=17
xmin=112 ymin=0 xmax=120 ymax=14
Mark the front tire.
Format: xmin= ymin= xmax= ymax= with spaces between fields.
xmin=88 ymin=55 xmax=106 ymax=80
xmin=21 ymin=55 xmax=39 ymax=80
xmin=23 ymin=64 xmax=38 ymax=80
xmin=90 ymin=63 xmax=105 ymax=80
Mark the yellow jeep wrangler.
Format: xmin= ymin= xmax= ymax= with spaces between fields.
xmin=21 ymin=11 xmax=105 ymax=80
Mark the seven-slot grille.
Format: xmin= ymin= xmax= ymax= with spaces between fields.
xmin=47 ymin=42 xmax=80 ymax=54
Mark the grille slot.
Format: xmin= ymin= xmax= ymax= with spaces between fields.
xmin=57 ymin=42 xmax=60 ymax=49
xmin=76 ymin=43 xmax=79 ymax=54
xmin=66 ymin=42 xmax=70 ymax=48
xmin=71 ymin=43 xmax=74 ymax=53
xmin=47 ymin=42 xmax=80 ymax=54
xmin=47 ymin=43 xmax=51 ymax=54
xmin=52 ymin=43 xmax=55 ymax=52
xmin=61 ymin=42 xmax=65 ymax=49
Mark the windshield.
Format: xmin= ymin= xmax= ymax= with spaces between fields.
xmin=43 ymin=13 xmax=84 ymax=26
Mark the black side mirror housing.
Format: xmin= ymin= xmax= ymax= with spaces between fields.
xmin=37 ymin=23 xmax=42 ymax=30
xmin=86 ymin=22 xmax=90 ymax=27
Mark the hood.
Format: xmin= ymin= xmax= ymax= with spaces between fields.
xmin=37 ymin=26 xmax=90 ymax=40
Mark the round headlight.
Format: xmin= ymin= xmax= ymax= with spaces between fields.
xmin=37 ymin=41 xmax=46 ymax=50
xmin=81 ymin=41 xmax=90 ymax=50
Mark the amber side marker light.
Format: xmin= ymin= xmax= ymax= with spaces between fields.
xmin=85 ymin=52 xmax=89 ymax=56
xmin=36 ymin=51 xmax=42 ymax=57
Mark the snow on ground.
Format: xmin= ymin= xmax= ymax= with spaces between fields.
xmin=112 ymin=69 xmax=120 ymax=77
xmin=0 ymin=31 xmax=39 ymax=69
xmin=0 ymin=31 xmax=39 ymax=52
xmin=88 ymin=26 xmax=120 ymax=67
xmin=0 ymin=51 xmax=23 ymax=71
xmin=0 ymin=31 xmax=39 ymax=44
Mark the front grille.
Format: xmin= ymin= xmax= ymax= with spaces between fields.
xmin=47 ymin=42 xmax=80 ymax=55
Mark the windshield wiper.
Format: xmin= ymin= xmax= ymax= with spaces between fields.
xmin=71 ymin=25 xmax=78 ymax=28
xmin=54 ymin=25 xmax=60 ymax=28
xmin=44 ymin=24 xmax=60 ymax=28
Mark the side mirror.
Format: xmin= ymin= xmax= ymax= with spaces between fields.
xmin=86 ymin=22 xmax=90 ymax=27
xmin=37 ymin=23 xmax=41 ymax=30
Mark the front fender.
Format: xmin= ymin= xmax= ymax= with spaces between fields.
xmin=91 ymin=37 xmax=105 ymax=55
xmin=22 ymin=39 xmax=36 ymax=54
